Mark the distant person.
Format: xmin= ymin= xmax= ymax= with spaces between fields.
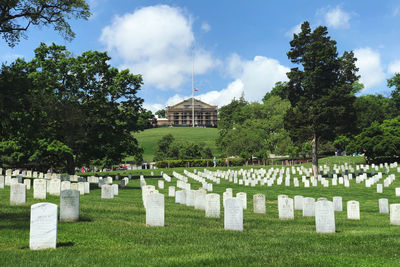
xmin=213 ymin=157 xmax=217 ymax=167
xmin=81 ymin=167 xmax=85 ymax=173
xmin=225 ymin=158 xmax=229 ymax=167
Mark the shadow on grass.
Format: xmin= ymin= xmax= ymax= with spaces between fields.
xmin=57 ymin=241 xmax=74 ymax=247
xmin=121 ymin=187 xmax=141 ymax=190
xmin=79 ymin=216 xmax=93 ymax=222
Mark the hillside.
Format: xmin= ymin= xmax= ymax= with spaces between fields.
xmin=130 ymin=127 xmax=221 ymax=162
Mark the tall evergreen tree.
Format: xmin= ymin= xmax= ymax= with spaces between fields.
xmin=284 ymin=21 xmax=359 ymax=178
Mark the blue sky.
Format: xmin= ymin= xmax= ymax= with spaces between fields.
xmin=1 ymin=0 xmax=400 ymax=112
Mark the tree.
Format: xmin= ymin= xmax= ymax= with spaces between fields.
xmin=0 ymin=0 xmax=90 ymax=47
xmin=155 ymin=109 xmax=166 ymax=118
xmin=0 ymin=43 xmax=144 ymax=173
xmin=388 ymin=73 xmax=400 ymax=117
xmin=217 ymin=96 xmax=292 ymax=158
xmin=353 ymin=94 xmax=392 ymax=132
xmin=153 ymin=134 xmax=174 ymax=161
xmin=262 ymin=81 xmax=289 ymax=102
xmin=347 ymin=116 xmax=400 ymax=162
xmin=284 ymin=21 xmax=359 ymax=178
xmin=137 ymin=109 xmax=156 ymax=129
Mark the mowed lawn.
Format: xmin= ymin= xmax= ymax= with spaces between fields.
xmin=129 ymin=127 xmax=221 ymax=162
xmin=1 ymin=163 xmax=400 ymax=266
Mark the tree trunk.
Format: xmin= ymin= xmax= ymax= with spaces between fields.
xmin=66 ymin=155 xmax=75 ymax=175
xmin=312 ymin=133 xmax=318 ymax=178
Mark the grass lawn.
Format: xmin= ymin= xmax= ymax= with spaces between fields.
xmin=126 ymin=127 xmax=221 ymax=163
xmin=1 ymin=160 xmax=400 ymax=266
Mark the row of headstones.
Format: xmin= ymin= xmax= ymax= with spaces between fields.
xmin=6 ymin=179 xmax=91 ymax=205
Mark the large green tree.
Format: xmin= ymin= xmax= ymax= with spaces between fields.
xmin=0 ymin=0 xmax=90 ymax=47
xmin=284 ymin=21 xmax=359 ymax=178
xmin=388 ymin=73 xmax=400 ymax=117
xmin=0 ymin=43 xmax=144 ymax=173
xmin=217 ymin=96 xmax=292 ymax=159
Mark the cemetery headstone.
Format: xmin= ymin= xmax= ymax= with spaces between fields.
xmin=379 ymin=198 xmax=389 ymax=213
xmin=205 ymin=193 xmax=220 ymax=218
xmin=303 ymin=197 xmax=315 ymax=217
xmin=253 ymin=194 xmax=266 ymax=214
xmin=10 ymin=183 xmax=26 ymax=205
xmin=236 ymin=192 xmax=247 ymax=210
xmin=29 ymin=203 xmax=58 ymax=250
xmin=315 ymin=199 xmax=335 ymax=233
xmin=333 ymin=196 xmax=343 ymax=212
xmin=101 ymin=185 xmax=114 ymax=199
xmin=60 ymin=190 xmax=80 ymax=222
xmin=34 ymin=179 xmax=47 ymax=199
xmin=224 ymin=198 xmax=243 ymax=231
xmin=347 ymin=200 xmax=360 ymax=220
xmin=278 ymin=195 xmax=294 ymax=220
xmin=146 ymin=193 xmax=164 ymax=226
xmin=168 ymin=186 xmax=175 ymax=197
xmin=294 ymin=195 xmax=304 ymax=210
xmin=390 ymin=204 xmax=400 ymax=225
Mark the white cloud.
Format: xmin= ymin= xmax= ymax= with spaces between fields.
xmin=285 ymin=23 xmax=302 ymax=38
xmin=226 ymin=54 xmax=289 ymax=102
xmin=201 ymin=22 xmax=211 ymax=32
xmin=323 ymin=6 xmax=351 ymax=29
xmin=166 ymin=79 xmax=244 ymax=107
xmin=388 ymin=60 xmax=400 ymax=74
xmin=163 ymin=54 xmax=289 ymax=107
xmin=143 ymin=103 xmax=165 ymax=113
xmin=354 ymin=47 xmax=385 ymax=89
xmin=100 ymin=5 xmax=216 ymax=90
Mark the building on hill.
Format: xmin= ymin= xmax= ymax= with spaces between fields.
xmin=165 ymin=98 xmax=218 ymax=127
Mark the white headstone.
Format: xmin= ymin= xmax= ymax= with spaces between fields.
xmin=315 ymin=200 xmax=335 ymax=233
xmin=10 ymin=183 xmax=26 ymax=205
xmin=175 ymin=190 xmax=185 ymax=204
xmin=112 ymin=184 xmax=119 ymax=196
xmin=224 ymin=198 xmax=243 ymax=231
xmin=0 ymin=175 xmax=4 ymax=189
xmin=253 ymin=194 xmax=266 ymax=214
xmin=101 ymin=185 xmax=114 ymax=199
xmin=60 ymin=190 xmax=80 ymax=222
xmin=77 ymin=182 xmax=85 ymax=195
xmin=333 ymin=196 xmax=343 ymax=212
xmin=33 ymin=179 xmax=47 ymax=199
xmin=236 ymin=192 xmax=247 ymax=209
xmin=347 ymin=200 xmax=360 ymax=220
xmin=84 ymin=182 xmax=90 ymax=194
xmin=168 ymin=186 xmax=175 ymax=197
xmin=29 ymin=203 xmax=57 ymax=250
xmin=303 ymin=197 xmax=315 ymax=217
xmin=379 ymin=198 xmax=389 ymax=213
xmin=205 ymin=193 xmax=220 ymax=218
xmin=294 ymin=195 xmax=304 ymax=210
xmin=48 ymin=179 xmax=61 ymax=196
xmin=278 ymin=195 xmax=294 ymax=220
xmin=146 ymin=193 xmax=164 ymax=226
xmin=70 ymin=183 xmax=78 ymax=191
xmin=158 ymin=180 xmax=164 ymax=189
xmin=223 ymin=191 xmax=233 ymax=207
xmin=24 ymin=179 xmax=31 ymax=190
xmin=194 ymin=189 xmax=207 ymax=210
xmin=390 ymin=204 xmax=400 ymax=225
xmin=186 ymin=190 xmax=195 ymax=207
xmin=5 ymin=175 xmax=11 ymax=186
xmin=396 ymin=188 xmax=400 ymax=197
xmin=377 ymin=184 xmax=383 ymax=193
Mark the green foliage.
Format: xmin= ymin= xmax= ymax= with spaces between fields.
xmin=333 ymin=135 xmax=350 ymax=151
xmin=155 ymin=157 xmax=245 ymax=168
xmin=262 ymin=81 xmax=289 ymax=102
xmin=137 ymin=109 xmax=156 ymax=129
xmin=0 ymin=43 xmax=144 ymax=172
xmin=353 ymin=94 xmax=393 ymax=132
xmin=0 ymin=0 xmax=90 ymax=47
xmin=131 ymin=127 xmax=221 ymax=162
xmin=217 ymin=96 xmax=292 ymax=158
xmin=155 ymin=109 xmax=166 ymax=118
xmin=347 ymin=116 xmax=400 ymax=161
xmin=154 ymin=134 xmax=213 ymax=161
xmin=387 ymin=73 xmax=400 ymax=117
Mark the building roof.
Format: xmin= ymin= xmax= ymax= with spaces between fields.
xmin=166 ymin=97 xmax=217 ymax=109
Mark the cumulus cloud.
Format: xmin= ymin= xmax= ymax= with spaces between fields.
xmin=100 ymin=5 xmax=216 ymax=90
xmin=164 ymin=54 xmax=289 ymax=107
xmin=201 ymin=22 xmax=211 ymax=32
xmin=388 ymin=60 xmax=400 ymax=74
xmin=322 ymin=6 xmax=351 ymax=29
xmin=226 ymin=54 xmax=289 ymax=102
xmin=285 ymin=23 xmax=302 ymax=38
xmin=354 ymin=47 xmax=385 ymax=89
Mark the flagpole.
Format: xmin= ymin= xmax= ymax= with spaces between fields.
xmin=192 ymin=44 xmax=195 ymax=128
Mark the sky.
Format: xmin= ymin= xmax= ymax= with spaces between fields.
xmin=1 ymin=0 xmax=400 ymax=112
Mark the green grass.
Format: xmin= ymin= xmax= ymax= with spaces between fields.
xmin=128 ymin=127 xmax=221 ymax=162
xmin=1 ymin=161 xmax=400 ymax=266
